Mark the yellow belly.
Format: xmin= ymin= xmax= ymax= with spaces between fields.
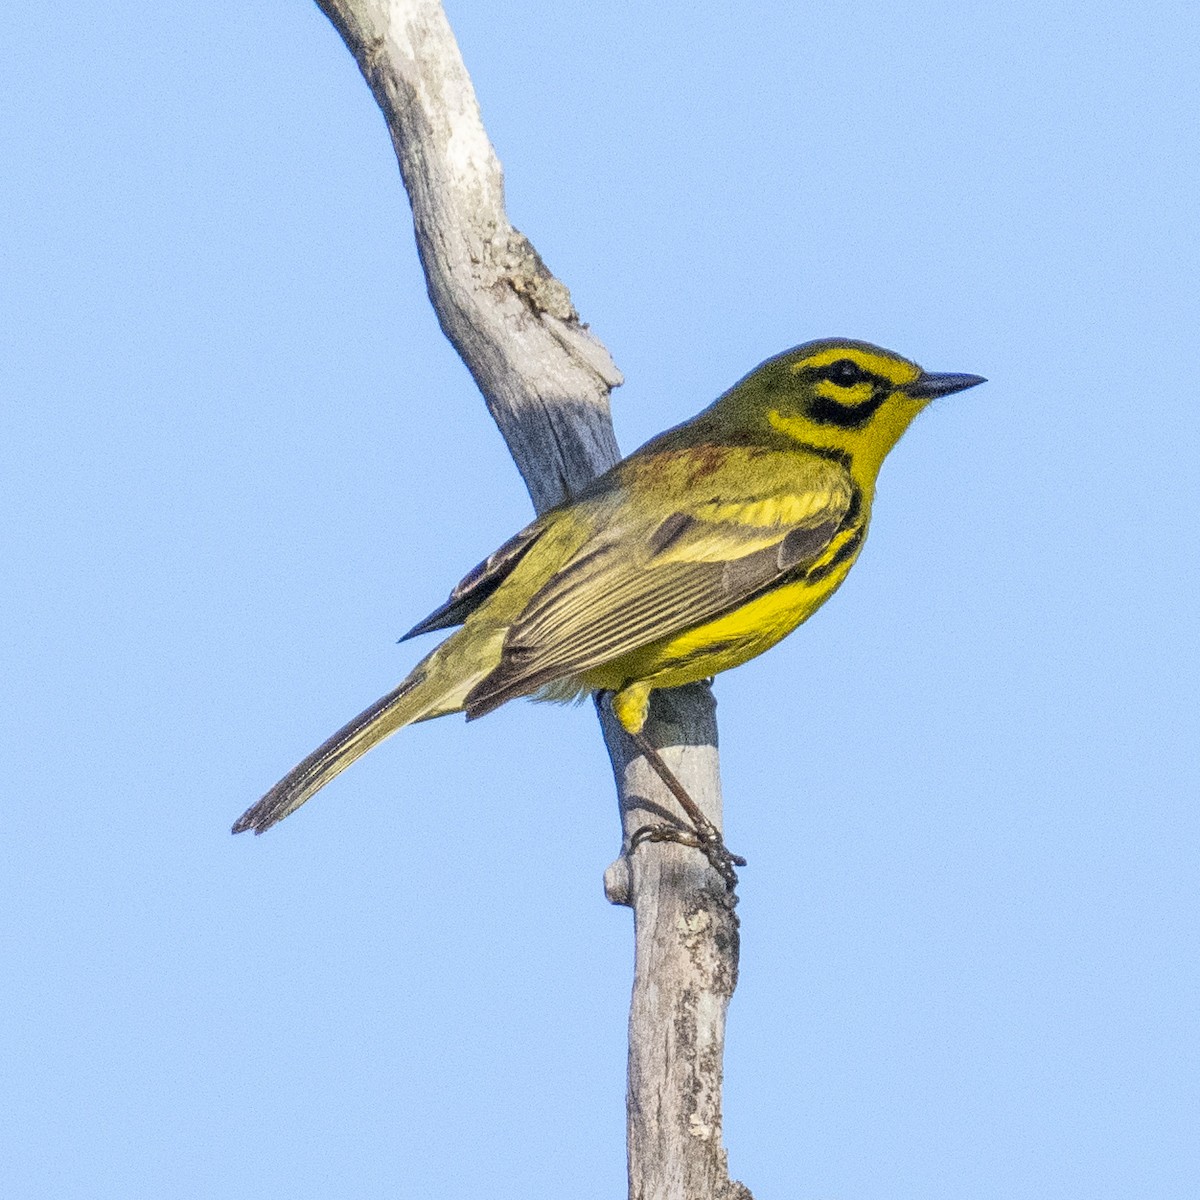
xmin=583 ymin=536 xmax=863 ymax=702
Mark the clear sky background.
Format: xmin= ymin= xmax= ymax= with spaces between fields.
xmin=2 ymin=2 xmax=1197 ymax=1198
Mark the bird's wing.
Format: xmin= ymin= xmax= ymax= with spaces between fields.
xmin=399 ymin=519 xmax=547 ymax=640
xmin=464 ymin=460 xmax=855 ymax=716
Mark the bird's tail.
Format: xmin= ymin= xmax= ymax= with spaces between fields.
xmin=231 ymin=633 xmax=501 ymax=836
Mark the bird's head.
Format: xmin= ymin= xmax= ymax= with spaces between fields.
xmin=716 ymin=338 xmax=985 ymax=482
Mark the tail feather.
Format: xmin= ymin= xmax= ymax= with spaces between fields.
xmin=232 ymin=671 xmax=429 ymax=835
xmin=234 ymin=627 xmax=510 ymax=836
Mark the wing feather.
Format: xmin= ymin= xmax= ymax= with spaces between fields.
xmin=465 ymin=462 xmax=854 ymax=717
xmin=399 ymin=519 xmax=546 ymax=641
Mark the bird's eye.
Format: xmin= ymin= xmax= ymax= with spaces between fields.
xmin=825 ymin=359 xmax=863 ymax=388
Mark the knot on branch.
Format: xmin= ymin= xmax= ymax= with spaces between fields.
xmin=604 ymin=854 xmax=633 ymax=906
xmin=489 ymin=229 xmax=579 ymax=322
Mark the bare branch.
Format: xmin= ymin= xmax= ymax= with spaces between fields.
xmin=601 ymin=688 xmax=751 ymax=1200
xmin=315 ymin=0 xmax=620 ymax=509
xmin=313 ymin=2 xmax=749 ymax=1195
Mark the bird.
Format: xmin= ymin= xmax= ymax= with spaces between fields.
xmin=233 ymin=337 xmax=984 ymax=878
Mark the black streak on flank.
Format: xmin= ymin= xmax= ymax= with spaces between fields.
xmin=842 ymin=483 xmax=862 ymax=526
xmin=804 ymin=524 xmax=866 ymax=584
xmin=799 ymin=480 xmax=863 ymax=584
xmin=657 ymin=639 xmax=742 ymax=672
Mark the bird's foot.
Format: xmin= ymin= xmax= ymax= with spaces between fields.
xmin=629 ymin=820 xmax=746 ymax=891
xmin=623 ymin=723 xmax=745 ymax=893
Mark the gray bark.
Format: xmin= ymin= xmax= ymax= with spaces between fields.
xmin=313 ymin=2 xmax=749 ymax=1195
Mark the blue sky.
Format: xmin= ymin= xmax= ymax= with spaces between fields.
xmin=2 ymin=2 xmax=1197 ymax=1197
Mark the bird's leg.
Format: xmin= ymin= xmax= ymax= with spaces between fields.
xmin=626 ymin=729 xmax=746 ymax=891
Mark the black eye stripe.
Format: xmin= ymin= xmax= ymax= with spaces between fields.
xmin=790 ymin=357 xmax=899 ymax=427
